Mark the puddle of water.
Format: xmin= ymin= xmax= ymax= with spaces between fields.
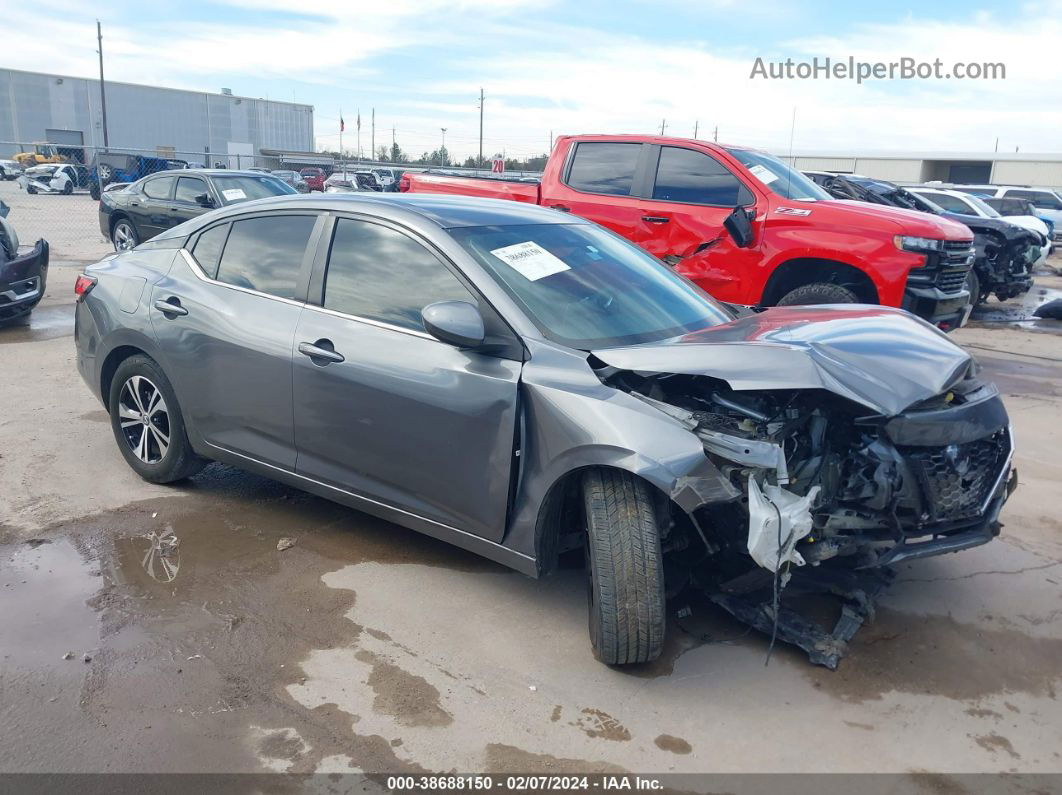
xmin=0 ymin=303 xmax=75 ymax=343
xmin=971 ymin=286 xmax=1062 ymax=334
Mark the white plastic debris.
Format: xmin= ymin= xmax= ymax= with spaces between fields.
xmin=747 ymin=478 xmax=820 ymax=576
xmin=528 ymin=685 xmax=537 ymax=692
xmin=277 ymin=537 xmax=296 ymax=552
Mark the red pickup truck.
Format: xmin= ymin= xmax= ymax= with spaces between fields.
xmin=400 ymin=134 xmax=975 ymax=328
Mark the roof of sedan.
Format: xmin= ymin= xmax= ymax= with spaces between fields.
xmin=213 ymin=193 xmax=584 ymax=228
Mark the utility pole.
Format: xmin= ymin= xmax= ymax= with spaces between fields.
xmin=371 ymin=108 xmax=375 ymax=162
xmin=713 ymin=125 xmax=718 ymax=142
xmin=660 ymin=119 xmax=667 ymax=135
xmin=478 ymin=88 xmax=484 ymax=168
xmin=693 ymin=120 xmax=699 ymax=138
xmin=96 ymin=20 xmax=109 ymax=149
xmin=440 ymin=128 xmax=447 ymax=166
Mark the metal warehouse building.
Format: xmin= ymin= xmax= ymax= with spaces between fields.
xmin=0 ymin=67 xmax=315 ymax=167
xmin=782 ymin=150 xmax=1062 ymax=188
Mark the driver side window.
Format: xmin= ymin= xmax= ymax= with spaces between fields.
xmin=324 ymin=218 xmax=475 ymax=332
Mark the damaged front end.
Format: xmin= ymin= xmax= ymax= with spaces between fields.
xmin=592 ymin=352 xmax=1016 ymax=668
xmin=966 ymin=222 xmax=1038 ymax=303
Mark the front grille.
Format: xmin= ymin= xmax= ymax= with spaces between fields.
xmin=903 ymin=429 xmax=1010 ymax=523
xmin=931 ymin=241 xmax=973 ymax=294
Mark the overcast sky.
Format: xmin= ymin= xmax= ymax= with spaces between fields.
xmin=6 ymin=0 xmax=1061 ymax=159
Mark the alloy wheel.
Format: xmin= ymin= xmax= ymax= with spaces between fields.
xmin=113 ymin=222 xmax=135 ymax=250
xmin=117 ymin=375 xmax=170 ymax=464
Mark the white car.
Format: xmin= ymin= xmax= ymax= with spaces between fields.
xmin=0 ymin=159 xmax=23 ymax=181
xmin=910 ymin=187 xmax=1051 ymax=264
xmin=18 ymin=163 xmax=91 ymax=195
xmin=948 ymin=185 xmax=1062 ymax=242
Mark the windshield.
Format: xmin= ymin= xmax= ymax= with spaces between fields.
xmin=450 ymin=222 xmax=733 ymax=349
xmin=212 ymin=174 xmax=296 ymax=204
xmin=724 ymin=148 xmax=830 ymax=201
xmin=965 ymin=194 xmax=1001 ymax=218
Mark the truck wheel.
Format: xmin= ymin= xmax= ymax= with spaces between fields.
xmin=582 ymin=469 xmax=665 ymax=665
xmin=776 ymin=283 xmax=859 ymax=306
xmin=964 ymin=269 xmax=982 ymax=307
xmin=108 ymin=355 xmax=206 ymax=484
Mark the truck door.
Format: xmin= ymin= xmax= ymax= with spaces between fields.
xmin=541 ymin=141 xmax=654 ymax=244
xmin=638 ymin=145 xmax=763 ymax=304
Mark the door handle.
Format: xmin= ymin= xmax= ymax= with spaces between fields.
xmin=642 ymin=215 xmax=670 ymax=223
xmin=298 ymin=340 xmax=345 ymax=365
xmin=548 ymin=204 xmax=571 ymax=212
xmin=153 ymin=297 xmax=188 ymax=317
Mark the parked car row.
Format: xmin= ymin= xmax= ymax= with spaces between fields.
xmin=401 ymin=134 xmax=978 ymax=331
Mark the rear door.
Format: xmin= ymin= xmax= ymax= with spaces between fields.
xmin=543 ymin=141 xmax=654 ymax=243
xmin=149 ymin=210 xmax=323 ymax=469
xmin=134 ymin=175 xmax=178 ymax=239
xmin=292 ymin=215 xmax=522 ymax=541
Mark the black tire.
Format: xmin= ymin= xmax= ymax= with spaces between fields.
xmin=964 ymin=269 xmax=982 ymax=307
xmin=111 ymin=218 xmax=139 ymax=251
xmin=26 ymin=185 xmax=37 ymax=195
xmin=582 ymin=469 xmax=666 ymax=665
xmin=776 ymin=282 xmax=860 ymax=306
xmin=107 ymin=355 xmax=206 ymax=484
xmin=90 ymin=182 xmax=101 ymax=200
xmin=62 ymin=181 xmax=73 ymax=195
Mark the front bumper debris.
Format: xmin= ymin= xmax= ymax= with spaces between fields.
xmin=0 ymin=239 xmax=49 ymax=322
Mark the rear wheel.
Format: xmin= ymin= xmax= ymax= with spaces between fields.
xmin=112 ymin=218 xmax=138 ymax=251
xmin=62 ymin=181 xmax=73 ymax=195
xmin=26 ymin=185 xmax=37 ymax=195
xmin=776 ymin=282 xmax=860 ymax=306
xmin=582 ymin=469 xmax=666 ymax=665
xmin=108 ymin=355 xmax=205 ymax=483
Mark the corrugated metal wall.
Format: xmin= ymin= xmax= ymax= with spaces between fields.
xmin=992 ymin=161 xmax=1062 ymax=188
xmin=1 ymin=69 xmax=313 ymax=158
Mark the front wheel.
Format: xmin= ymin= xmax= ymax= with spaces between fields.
xmin=583 ymin=469 xmax=666 ymax=665
xmin=108 ymin=356 xmax=206 ymax=483
xmin=776 ymin=282 xmax=860 ymax=306
xmin=964 ymin=269 xmax=982 ymax=308
xmin=26 ymin=185 xmax=37 ymax=194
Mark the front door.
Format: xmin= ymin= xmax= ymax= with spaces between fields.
xmin=292 ymin=216 xmax=521 ymax=540
xmin=149 ymin=211 xmax=321 ymax=469
xmin=167 ymin=175 xmax=212 ymax=230
xmin=134 ymin=174 xmax=178 ymax=239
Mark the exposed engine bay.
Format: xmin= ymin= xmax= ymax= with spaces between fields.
xmin=593 ymin=361 xmax=1017 ymax=667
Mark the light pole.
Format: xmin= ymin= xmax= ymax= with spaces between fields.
xmin=96 ymin=20 xmax=109 ymax=149
xmin=440 ymin=127 xmax=447 ymax=165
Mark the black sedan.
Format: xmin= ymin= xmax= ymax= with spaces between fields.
xmin=98 ymin=169 xmax=296 ymax=250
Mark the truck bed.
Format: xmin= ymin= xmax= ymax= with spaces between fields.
xmin=403 ymin=171 xmax=542 ymax=204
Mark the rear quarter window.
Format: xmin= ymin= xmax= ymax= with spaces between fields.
xmin=566 ymin=143 xmax=641 ymax=196
xmin=214 ymin=215 xmax=316 ymax=298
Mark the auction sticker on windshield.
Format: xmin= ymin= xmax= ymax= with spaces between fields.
xmin=748 ymin=164 xmax=779 ymax=185
xmin=489 ymin=241 xmax=571 ymax=281
xmin=221 ymin=188 xmax=247 ymax=201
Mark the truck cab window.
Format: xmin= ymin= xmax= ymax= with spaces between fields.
xmin=653 ymin=147 xmax=754 ymax=206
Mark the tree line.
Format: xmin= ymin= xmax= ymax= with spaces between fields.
xmin=319 ymin=143 xmax=549 ymax=172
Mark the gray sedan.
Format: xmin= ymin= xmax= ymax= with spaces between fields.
xmin=74 ymin=194 xmax=1015 ymax=666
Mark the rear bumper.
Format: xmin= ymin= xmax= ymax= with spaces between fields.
xmin=902 ymin=283 xmax=971 ymax=332
xmin=0 ymin=239 xmax=49 ymax=321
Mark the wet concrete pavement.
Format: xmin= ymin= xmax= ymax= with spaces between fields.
xmin=2 ymin=262 xmax=1062 ymax=778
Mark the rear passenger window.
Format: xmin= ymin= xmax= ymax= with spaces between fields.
xmin=143 ymin=176 xmax=175 ymax=200
xmin=653 ymin=147 xmax=751 ymax=206
xmin=324 ymin=219 xmax=474 ymax=331
xmin=566 ymin=143 xmax=641 ymax=196
xmin=215 ymin=215 xmax=315 ymax=298
xmin=191 ymin=223 xmax=229 ymax=278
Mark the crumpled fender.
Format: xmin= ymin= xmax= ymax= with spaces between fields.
xmin=502 ymin=339 xmax=737 ymax=569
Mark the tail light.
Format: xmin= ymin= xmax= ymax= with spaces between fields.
xmin=398 ymin=174 xmax=411 ymax=192
xmin=74 ymin=274 xmax=97 ymax=301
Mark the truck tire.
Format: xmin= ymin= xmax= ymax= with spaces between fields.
xmin=582 ymin=469 xmax=665 ymax=665
xmin=964 ymin=269 xmax=982 ymax=307
xmin=776 ymin=283 xmax=859 ymax=306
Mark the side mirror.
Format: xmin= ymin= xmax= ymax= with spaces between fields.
xmin=195 ymin=193 xmax=214 ymax=208
xmin=723 ymin=206 xmax=755 ymax=248
xmin=422 ymin=300 xmax=485 ymax=349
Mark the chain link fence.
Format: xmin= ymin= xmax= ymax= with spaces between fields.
xmin=0 ymin=140 xmax=543 ymax=263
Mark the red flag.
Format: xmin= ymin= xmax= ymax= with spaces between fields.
xmin=340 ymin=115 xmax=345 ymax=132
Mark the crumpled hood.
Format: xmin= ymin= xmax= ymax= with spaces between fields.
xmin=592 ymin=305 xmax=973 ymax=416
